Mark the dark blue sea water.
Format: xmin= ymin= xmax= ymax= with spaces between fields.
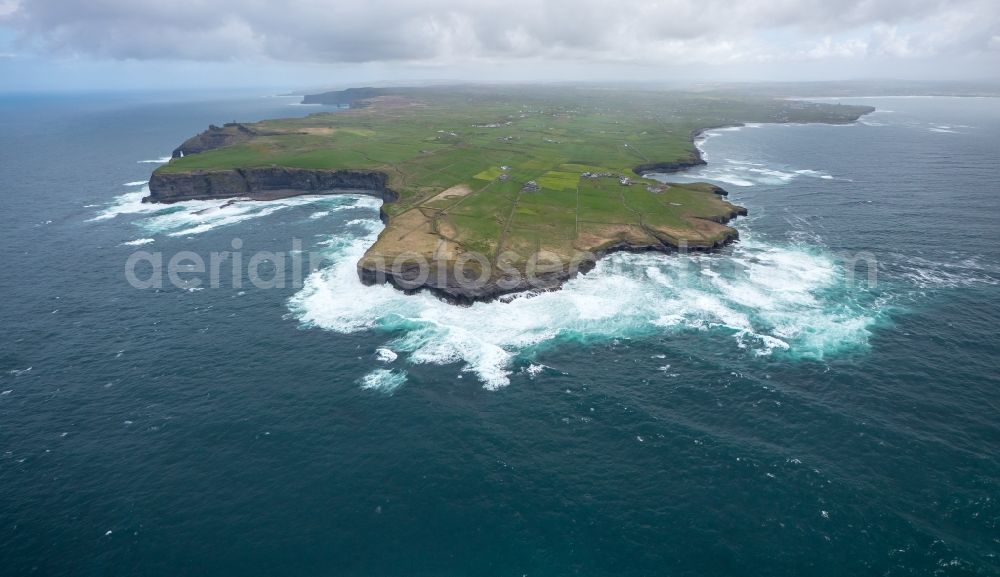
xmin=1 ymin=93 xmax=998 ymax=576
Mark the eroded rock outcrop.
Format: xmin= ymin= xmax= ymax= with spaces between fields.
xmin=171 ymin=123 xmax=256 ymax=158
xmin=355 ymin=184 xmax=745 ymax=304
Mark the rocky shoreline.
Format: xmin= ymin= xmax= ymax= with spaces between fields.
xmin=357 ymin=201 xmax=746 ymax=305
xmin=145 ymin=166 xmax=396 ymax=204
xmin=145 ymin=158 xmax=742 ymax=306
xmin=145 ymin=159 xmax=743 ymax=305
xmin=141 ymin=84 xmax=880 ymax=304
xmin=630 ymin=127 xmax=717 ymax=176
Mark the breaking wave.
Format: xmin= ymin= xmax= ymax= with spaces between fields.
xmin=889 ymin=254 xmax=1000 ymax=289
xmin=120 ymin=238 xmax=155 ymax=246
xmin=90 ymin=185 xmax=377 ymax=237
xmin=656 ymin=152 xmax=839 ymax=188
xmin=375 ymin=348 xmax=398 ymax=363
xmin=287 ymin=208 xmax=883 ymax=390
xmin=359 ymin=368 xmax=407 ymax=394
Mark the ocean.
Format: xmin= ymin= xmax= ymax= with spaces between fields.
xmin=0 ymin=92 xmax=998 ymax=576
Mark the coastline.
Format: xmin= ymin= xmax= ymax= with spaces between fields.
xmin=351 ymin=115 xmax=873 ymax=304
xmin=143 ymin=111 xmax=871 ymax=305
xmin=144 ymin=150 xmax=746 ymax=306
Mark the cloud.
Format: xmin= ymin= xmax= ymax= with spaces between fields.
xmin=0 ymin=0 xmax=18 ymax=19
xmin=3 ymin=0 xmax=999 ymax=68
xmin=800 ymin=36 xmax=869 ymax=60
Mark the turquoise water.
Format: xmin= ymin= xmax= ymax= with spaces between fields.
xmin=1 ymin=93 xmax=998 ymax=575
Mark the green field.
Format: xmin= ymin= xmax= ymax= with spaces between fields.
xmin=155 ymin=86 xmax=872 ymax=299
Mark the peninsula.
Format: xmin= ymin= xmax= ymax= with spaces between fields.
xmin=146 ymin=85 xmax=872 ymax=302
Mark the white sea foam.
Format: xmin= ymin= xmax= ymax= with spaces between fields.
xmin=88 ymin=188 xmax=166 ymax=221
xmin=359 ymin=368 xmax=407 ymax=394
xmin=90 ymin=186 xmax=379 ymax=236
xmin=525 ymin=363 xmax=545 ymax=377
xmin=375 ymin=348 xmax=398 ymax=363
xmin=121 ymin=238 xmax=155 ymax=246
xmin=894 ymin=255 xmax=999 ymax=288
xmin=707 ymin=174 xmax=755 ymax=187
xmin=123 ymin=180 xmax=149 ymax=187
xmin=655 ymin=158 xmax=836 ymax=188
xmin=309 ymin=211 xmax=331 ymax=220
xmin=137 ymin=156 xmax=172 ymax=164
xmin=288 ymin=211 xmax=880 ymax=390
xmin=792 ymin=169 xmax=836 ymax=181
xmin=158 ymin=204 xmax=289 ymax=237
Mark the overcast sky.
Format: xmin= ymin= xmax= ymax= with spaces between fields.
xmin=1 ymin=0 xmax=998 ymax=91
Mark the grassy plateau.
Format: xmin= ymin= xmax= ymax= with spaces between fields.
xmin=153 ymin=86 xmax=873 ymax=300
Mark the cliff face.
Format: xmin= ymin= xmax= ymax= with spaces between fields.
xmin=632 ymin=157 xmax=707 ymax=175
xmin=146 ymin=167 xmax=393 ymax=203
xmin=357 ymin=260 xmax=585 ymax=304
xmin=171 ymin=123 xmax=256 ymax=158
xmin=146 ymin=165 xmax=742 ymax=304
xmin=632 ymin=147 xmax=707 ymax=176
xmin=356 ymin=201 xmax=747 ymax=305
